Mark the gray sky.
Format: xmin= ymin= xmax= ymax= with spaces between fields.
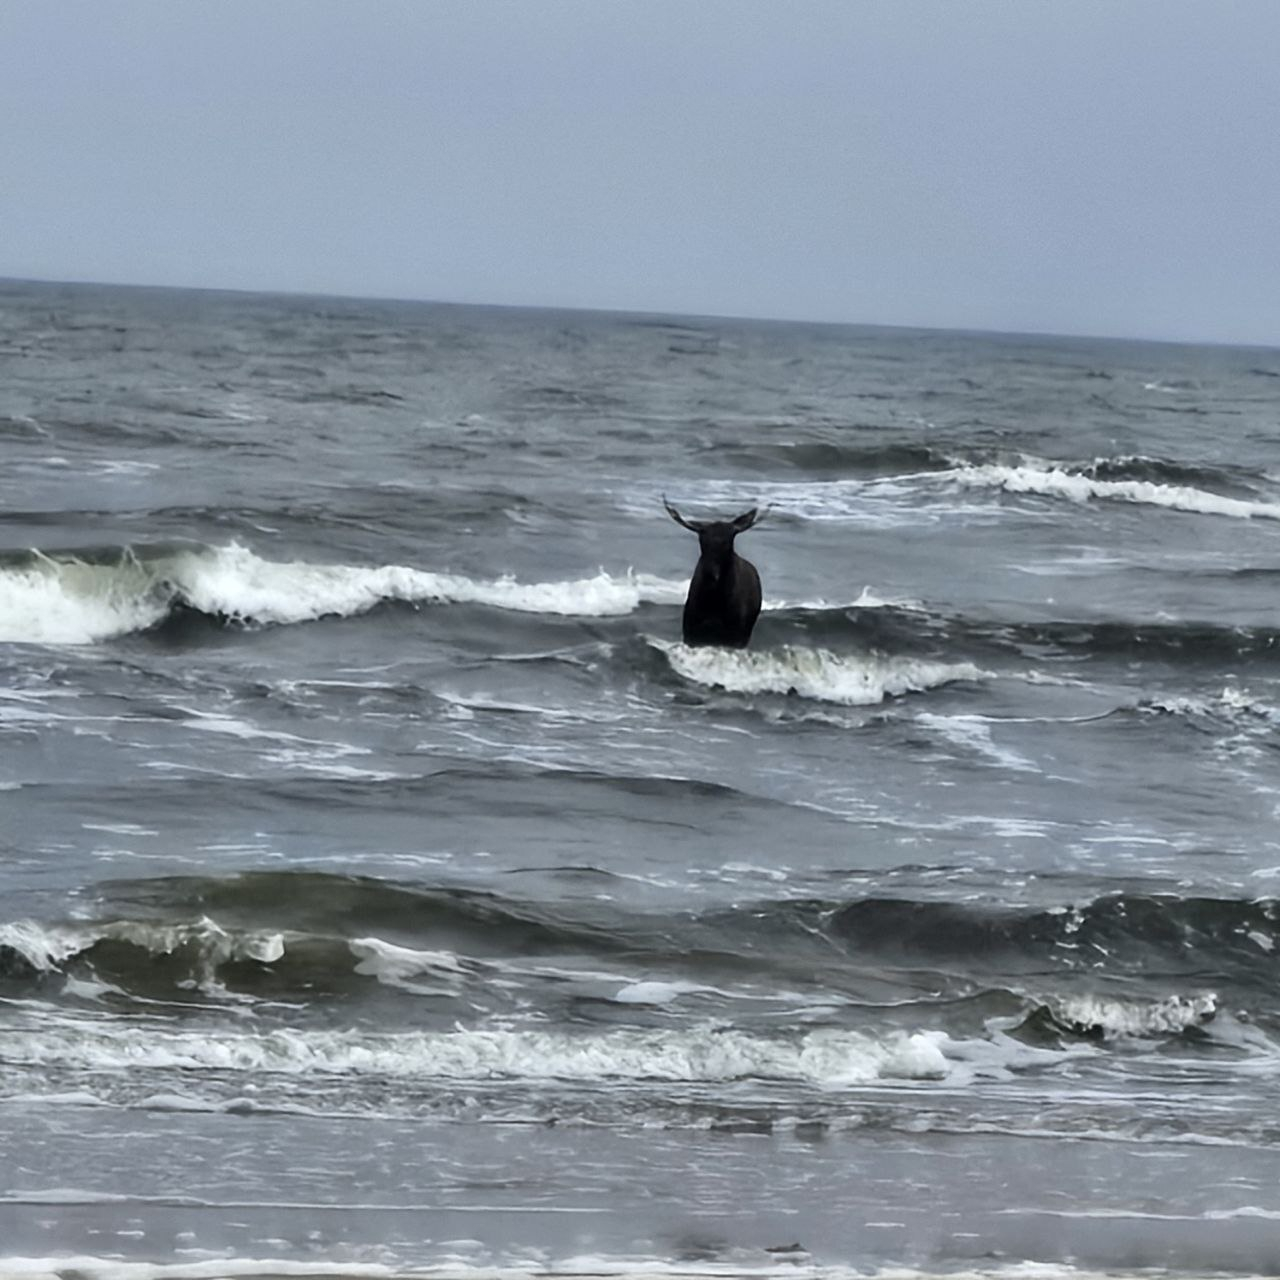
xmin=3 ymin=1 xmax=1278 ymax=345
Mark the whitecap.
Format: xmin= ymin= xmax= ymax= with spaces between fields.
xmin=656 ymin=639 xmax=984 ymax=707
xmin=0 ymin=920 xmax=83 ymax=971
xmin=1052 ymin=992 xmax=1218 ymax=1039
xmin=950 ymin=461 xmax=1280 ymax=521
xmin=0 ymin=556 xmax=172 ymax=644
xmin=348 ymin=937 xmax=471 ymax=992
xmin=179 ymin=543 xmax=688 ymax=624
xmin=631 ymin=477 xmax=995 ymax=527
xmin=0 ymin=540 xmax=931 ymax=646
xmin=0 ymin=1021 xmax=952 ymax=1086
xmin=0 ymin=541 xmax=695 ymax=645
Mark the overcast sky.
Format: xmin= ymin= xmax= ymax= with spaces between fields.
xmin=2 ymin=1 xmax=1278 ymax=345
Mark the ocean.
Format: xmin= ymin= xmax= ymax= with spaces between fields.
xmin=2 ymin=277 xmax=1280 ymax=1279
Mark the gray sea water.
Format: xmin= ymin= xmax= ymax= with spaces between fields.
xmin=3 ymin=278 xmax=1280 ymax=1279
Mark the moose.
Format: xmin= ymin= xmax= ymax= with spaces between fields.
xmin=663 ymin=496 xmax=765 ymax=648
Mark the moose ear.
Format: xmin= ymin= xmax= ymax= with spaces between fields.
xmin=663 ymin=496 xmax=706 ymax=532
xmin=730 ymin=506 xmax=762 ymax=533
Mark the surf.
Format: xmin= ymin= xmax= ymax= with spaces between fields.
xmin=654 ymin=638 xmax=984 ymax=707
xmin=949 ymin=459 xmax=1280 ymax=520
xmin=0 ymin=541 xmax=691 ymax=644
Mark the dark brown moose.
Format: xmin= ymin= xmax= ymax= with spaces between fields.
xmin=663 ymin=496 xmax=764 ymax=649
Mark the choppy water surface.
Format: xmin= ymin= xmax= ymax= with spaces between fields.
xmin=3 ymin=279 xmax=1280 ymax=1278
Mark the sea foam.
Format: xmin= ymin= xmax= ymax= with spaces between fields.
xmin=2 ymin=1021 xmax=950 ymax=1086
xmin=0 ymin=542 xmax=689 ymax=644
xmin=179 ymin=543 xmax=688 ymax=624
xmin=950 ymin=461 xmax=1280 ymax=521
xmin=0 ymin=555 xmax=171 ymax=644
xmin=0 ymin=541 xmax=926 ymax=645
xmin=657 ymin=640 xmax=983 ymax=707
xmin=1051 ymin=992 xmax=1218 ymax=1039
xmin=0 ymin=916 xmax=284 ymax=987
xmin=653 ymin=456 xmax=1280 ymax=526
xmin=0 ymin=1257 xmax=1234 ymax=1280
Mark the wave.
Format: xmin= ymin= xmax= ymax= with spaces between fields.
xmin=0 ymin=874 xmax=948 ymax=1008
xmin=8 ymin=874 xmax=1279 ymax=1022
xmin=654 ymin=639 xmax=984 ymax=706
xmin=1009 ymin=619 xmax=1280 ymax=664
xmin=175 ymin=546 xmax=686 ymax=624
xmin=0 ymin=541 xmax=688 ymax=644
xmin=0 ymin=1260 xmax=407 ymax=1280
xmin=828 ymin=893 xmax=1280 ymax=988
xmin=664 ymin=449 xmax=1278 ymax=524
xmin=840 ymin=444 xmax=1257 ymax=492
xmin=710 ymin=440 xmax=957 ymax=476
xmin=1139 ymin=685 xmax=1280 ymax=725
xmin=0 ymin=546 xmax=178 ymax=644
xmin=949 ymin=460 xmax=1280 ymax=520
xmin=36 ymin=529 xmax=1261 ymax=676
xmin=1073 ymin=454 xmax=1253 ymax=491
xmin=0 ymin=1019 xmax=950 ymax=1085
xmin=0 ymin=868 xmax=635 ymax=977
xmin=0 ymin=540 xmax=937 ymax=647
xmin=750 ymin=604 xmax=1280 ymax=671
xmin=0 ymin=1259 xmax=1246 ymax=1280
xmin=713 ymin=441 xmax=1262 ymax=494
xmin=1040 ymin=992 xmax=1218 ymax=1040
xmin=0 ymin=914 xmax=289 ymax=996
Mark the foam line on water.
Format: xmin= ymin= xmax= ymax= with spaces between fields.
xmin=949 ymin=462 xmax=1280 ymax=520
xmin=656 ymin=640 xmax=984 ymax=706
xmin=0 ymin=541 xmax=929 ymax=645
xmin=2 ymin=1022 xmax=951 ymax=1085
xmin=0 ymin=542 xmax=690 ymax=643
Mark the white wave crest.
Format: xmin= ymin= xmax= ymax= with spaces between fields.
xmin=0 ymin=916 xmax=283 ymax=985
xmin=657 ymin=640 xmax=983 ymax=707
xmin=637 ymin=478 xmax=993 ymax=527
xmin=2 ymin=1021 xmax=949 ymax=1085
xmin=1 ymin=542 xmax=930 ymax=646
xmin=1145 ymin=686 xmax=1280 ymax=725
xmin=764 ymin=585 xmax=924 ymax=613
xmin=0 ymin=541 xmax=692 ymax=644
xmin=1053 ymin=992 xmax=1218 ymax=1039
xmin=349 ymin=937 xmax=473 ymax=993
xmin=180 ymin=543 xmax=688 ymax=624
xmin=951 ymin=462 xmax=1280 ymax=521
xmin=0 ymin=920 xmax=84 ymax=971
xmin=0 ymin=1257 xmax=1218 ymax=1280
xmin=0 ymin=554 xmax=172 ymax=644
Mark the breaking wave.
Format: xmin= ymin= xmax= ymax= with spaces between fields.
xmin=9 ymin=872 xmax=1271 ymax=1002
xmin=4 ymin=875 xmax=1275 ymax=1076
xmin=1043 ymin=992 xmax=1219 ymax=1040
xmin=705 ymin=440 xmax=1258 ymax=494
xmin=658 ymin=450 xmax=1280 ymax=524
xmin=949 ymin=460 xmax=1280 ymax=520
xmin=1 ymin=1020 xmax=949 ymax=1086
xmin=0 ymin=541 xmax=688 ymax=644
xmin=656 ymin=639 xmax=984 ymax=706
xmin=0 ymin=541 xmax=941 ymax=648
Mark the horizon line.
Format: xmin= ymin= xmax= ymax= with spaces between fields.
xmin=3 ymin=271 xmax=1276 ymax=356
